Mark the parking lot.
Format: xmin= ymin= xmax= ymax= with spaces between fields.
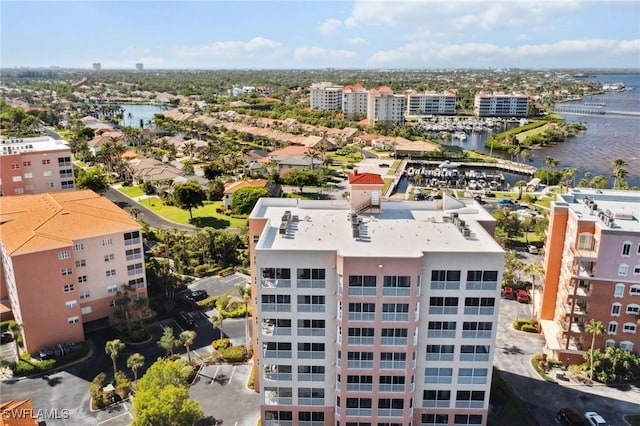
xmin=188 ymin=272 xmax=250 ymax=299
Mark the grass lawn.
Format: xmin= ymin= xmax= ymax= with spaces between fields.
xmin=488 ymin=369 xmax=536 ymax=426
xmin=625 ymin=415 xmax=640 ymax=426
xmin=142 ymin=198 xmax=247 ymax=229
xmin=119 ymin=185 xmax=145 ymax=198
xmin=516 ymin=122 xmax=555 ymax=143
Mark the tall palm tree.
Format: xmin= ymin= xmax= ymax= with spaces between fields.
xmin=585 ymin=319 xmax=605 ymax=380
xmin=126 ymin=353 xmax=145 ymax=382
xmin=523 ymin=262 xmax=544 ymax=317
xmin=238 ymin=285 xmax=252 ymax=352
xmin=8 ymin=322 xmax=22 ymax=360
xmin=213 ymin=312 xmax=226 ymax=339
xmin=304 ymin=148 xmax=321 ymax=171
xmin=544 ymin=156 xmax=559 ymax=187
xmin=105 ymin=339 xmax=126 ymax=378
xmin=179 ymin=330 xmax=197 ymax=364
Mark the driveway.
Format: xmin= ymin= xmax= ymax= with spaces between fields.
xmin=188 ymin=272 xmax=250 ymax=298
xmin=495 ymin=297 xmax=640 ymax=425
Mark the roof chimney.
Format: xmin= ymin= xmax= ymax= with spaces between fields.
xmin=354 ymin=169 xmax=358 ymax=175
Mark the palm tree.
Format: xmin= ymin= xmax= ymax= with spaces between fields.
xmin=213 ymin=312 xmax=226 ymax=339
xmin=238 ymin=285 xmax=252 ymax=352
xmin=179 ymin=330 xmax=197 ymax=364
xmin=304 ymin=148 xmax=321 ymax=171
xmin=515 ymin=180 xmax=527 ymax=200
xmin=8 ymin=322 xmax=22 ymax=359
xmin=523 ymin=262 xmax=544 ymax=317
xmin=105 ymin=339 xmax=126 ymax=378
xmin=126 ymin=353 xmax=145 ymax=382
xmin=130 ymin=207 xmax=141 ymax=220
xmin=544 ymin=156 xmax=559 ymax=187
xmin=585 ymin=319 xmax=605 ymax=380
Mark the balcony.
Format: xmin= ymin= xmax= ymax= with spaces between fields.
xmin=571 ymin=262 xmax=596 ymax=279
xmin=563 ymin=300 xmax=587 ymax=316
xmin=262 ymin=304 xmax=291 ymax=313
xmin=380 ymin=337 xmax=408 ymax=346
xmin=348 ymin=312 xmax=376 ymax=321
xmin=377 ymin=408 xmax=404 ymax=417
xmin=262 ymin=324 xmax=291 ymax=336
xmin=297 ymin=279 xmax=326 ymax=289
xmin=264 ymin=372 xmax=292 ymax=381
xmin=263 ymin=350 xmax=292 ymax=359
xmin=261 ymin=278 xmax=291 ymax=289
xmin=298 ymin=305 xmax=326 ymax=313
xmin=570 ymin=244 xmax=598 ymax=259
xmin=265 ymin=390 xmax=292 ymax=405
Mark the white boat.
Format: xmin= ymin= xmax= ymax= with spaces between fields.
xmin=439 ymin=160 xmax=462 ymax=169
xmin=454 ymin=131 xmax=467 ymax=141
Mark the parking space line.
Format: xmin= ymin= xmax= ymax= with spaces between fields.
xmin=228 ymin=366 xmax=236 ymax=384
xmin=96 ymin=406 xmax=131 ymax=425
xmin=210 ymin=365 xmax=220 ymax=385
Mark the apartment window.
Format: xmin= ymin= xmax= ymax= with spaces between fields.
xmin=129 ymin=278 xmax=145 ymax=289
xmin=58 ymin=250 xmax=71 ymax=260
xmin=298 ymin=388 xmax=324 ymax=406
xmin=382 ymin=275 xmax=411 ymax=296
xmin=75 ymin=259 xmax=86 ymax=268
xmin=58 ymin=156 xmax=72 ymax=167
xmin=455 ymin=391 xmax=485 ymax=409
xmin=578 ymin=233 xmax=595 ymax=250
xmin=345 ymin=398 xmax=372 ymax=417
xmin=378 ymin=375 xmax=405 ymax=392
xmin=59 ymin=169 xmax=73 ymax=178
xmin=104 ymin=254 xmax=115 ymax=262
xmin=620 ymin=341 xmax=634 ymax=351
xmin=608 ymin=321 xmax=618 ymax=335
xmin=348 ymin=275 xmax=377 ymax=296
xmin=77 ymin=275 xmax=87 ymax=283
xmin=296 ymin=268 xmax=326 ymax=288
xmin=63 ymin=284 xmax=75 ymax=293
xmin=10 ymin=163 xmax=20 ymax=170
xmin=380 ymin=328 xmax=408 ymax=346
xmin=42 ymin=159 xmax=51 ymax=165
xmin=426 ymin=344 xmax=454 ymax=361
xmin=127 ymin=263 xmax=143 ymax=276
xmin=605 ymin=339 xmax=615 ymax=348
xmin=619 ymin=264 xmax=628 ymax=276
xmin=381 ymin=303 xmax=409 ymax=321
xmin=14 ymin=188 xmax=24 ymax=194
xmin=81 ymin=306 xmax=92 ymax=315
xmin=422 ymin=390 xmax=450 ymax=408
xmin=297 ymin=295 xmax=326 ymax=313
xmin=23 ymin=172 xmax=33 ymax=179
xmin=453 ymin=414 xmax=483 ymax=425
xmin=22 ymin=161 xmax=31 ymax=167
xmin=630 ymin=285 xmax=640 ymax=295
xmin=458 ymin=368 xmax=488 ymax=384
xmin=623 ymin=323 xmax=637 ymax=334
xmin=346 ymin=375 xmax=373 ymax=392
xmin=125 ymin=248 xmax=142 ymax=261
xmin=634 ymin=265 xmax=640 ymax=275
xmin=61 ymin=268 xmax=73 ymax=276
xmin=430 ymin=270 xmax=461 ymax=290
xmin=297 ymin=343 xmax=325 ymax=360
xmin=421 ymin=414 xmax=449 ymax=425
xmin=298 ymin=412 xmax=324 ymax=424
xmin=43 ymin=171 xmax=52 ymax=177
xmin=348 ymin=327 xmax=375 ymax=345
xmin=102 ymin=238 xmax=113 ymax=246
xmin=262 ymin=295 xmax=291 ymax=312
xmin=261 ymin=268 xmax=291 ymax=288
xmin=297 ymin=366 xmax=325 ymax=382
xmin=460 ymin=345 xmax=491 ymax=362
xmin=79 ymin=291 xmax=90 ymax=300
xmin=109 ymin=300 xmax=116 ymax=308
xmin=466 ymin=270 xmax=499 ymax=290
xmin=377 ymin=398 xmax=404 ymax=416
xmin=611 ymin=303 xmax=621 ymax=317
xmin=297 ymin=319 xmax=325 ymax=337
xmin=73 ymin=243 xmax=84 ymax=252
xmin=427 ymin=321 xmax=456 ymax=338
xmin=106 ymin=269 xmax=116 ymax=277
xmin=123 ymin=231 xmax=141 ymax=246
xmin=614 ymin=283 xmax=625 ymax=297
xmin=107 ymin=285 xmax=118 ymax=294
xmin=67 ymin=316 xmax=80 ymax=324
xmin=252 ymin=235 xmax=259 ymax=244
xmin=348 ymin=303 xmax=376 ymax=321
xmin=429 ymin=297 xmax=458 ymax=315
xmin=264 ymin=411 xmax=293 ymax=422
xmin=424 ymin=367 xmax=453 ymax=384
xmin=347 ymin=351 xmax=374 ymax=369
xmin=263 ymin=342 xmax=292 ymax=359
xmin=622 ymin=242 xmax=632 ymax=257
xmin=462 ymin=321 xmax=493 ymax=339
xmin=464 ymin=297 xmax=496 ymax=315
xmin=626 ymin=304 xmax=640 ymax=315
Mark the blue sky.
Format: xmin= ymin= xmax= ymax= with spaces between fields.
xmin=2 ymin=1 xmax=639 ymax=69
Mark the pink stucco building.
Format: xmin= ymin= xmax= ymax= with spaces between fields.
xmin=249 ymin=171 xmax=504 ymax=426
xmin=0 ymin=190 xmax=147 ymax=354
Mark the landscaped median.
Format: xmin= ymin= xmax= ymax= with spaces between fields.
xmin=8 ymin=342 xmax=91 ymax=377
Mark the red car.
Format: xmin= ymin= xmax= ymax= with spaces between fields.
xmin=516 ymin=289 xmax=530 ymax=304
xmin=501 ymin=286 xmax=514 ymax=299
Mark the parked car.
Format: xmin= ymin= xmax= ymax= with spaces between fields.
xmin=556 ymin=407 xmax=586 ymax=426
xmin=527 ymin=245 xmax=539 ymax=254
xmin=38 ymin=342 xmax=79 ymax=360
xmin=584 ymin=412 xmax=609 ymax=426
xmin=501 ymin=286 xmax=514 ymax=299
xmin=0 ymin=332 xmax=13 ymax=344
xmin=497 ymin=198 xmax=516 ymax=206
xmin=177 ymin=312 xmax=195 ymax=329
xmin=184 ymin=289 xmax=208 ymax=302
xmin=516 ymin=289 xmax=530 ymax=304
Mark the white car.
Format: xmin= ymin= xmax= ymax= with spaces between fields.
xmin=527 ymin=245 xmax=539 ymax=254
xmin=584 ymin=412 xmax=609 ymax=426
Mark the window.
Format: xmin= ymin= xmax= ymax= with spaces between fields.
xmin=460 ymin=345 xmax=491 ymax=362
xmin=75 ymin=259 xmax=86 ymax=268
xmin=622 ymin=242 xmax=632 ymax=257
xmin=614 ymin=283 xmax=625 ymax=298
xmin=61 ymin=268 xmax=73 ymax=276
xmin=126 ymin=248 xmax=142 ymax=261
xmin=296 ymin=268 xmax=326 ymax=288
xmin=382 ymin=276 xmax=411 ymax=296
xmin=630 ymin=285 xmax=640 ymax=295
xmin=619 ymin=264 xmax=628 ymax=276
xmin=429 ymin=297 xmax=458 ymax=315
xmin=61 ymin=180 xmax=74 ymax=190
xmin=107 ymin=285 xmax=118 ymax=293
xmin=67 ymin=316 xmax=80 ymax=324
xmin=430 ymin=270 xmax=461 ymax=290
xmin=426 ymin=344 xmax=454 ymax=361
xmin=345 ymin=398 xmax=372 ymax=417
xmin=44 ymin=171 xmax=52 ymax=177
xmin=262 ymin=295 xmax=291 ymax=312
xmin=348 ymin=328 xmax=375 ymax=345
xmin=378 ymin=375 xmax=405 ymax=392
xmin=427 ymin=321 xmax=457 ymax=338
xmin=109 ymin=300 xmax=116 ymax=308
xmin=455 ymin=391 xmax=485 ymax=409
xmin=81 ymin=306 xmax=92 ymax=315
xmin=453 ymin=414 xmax=483 ymax=425
xmin=102 ymin=238 xmax=113 ymax=246
xmin=634 ymin=266 xmax=640 ymax=276
xmin=466 ymin=270 xmax=499 ymax=290
xmin=106 ymin=269 xmax=116 ymax=277
xmin=380 ymin=328 xmax=408 ymax=346
xmin=14 ymin=188 xmax=24 ymax=194
xmin=59 ymin=169 xmax=73 ymax=178
xmin=458 ymin=368 xmax=488 ymax=384
xmin=381 ymin=303 xmax=409 ymax=321
xmin=422 ymin=390 xmax=450 ymax=408
xmin=611 ymin=303 xmax=621 ymax=316
xmin=77 ymin=275 xmax=87 ymax=283
xmin=464 ymin=297 xmax=495 ymax=315
xmin=73 ymin=243 xmax=84 ymax=252
xmin=252 ymin=235 xmax=259 ymax=244
xmin=348 ymin=303 xmax=375 ymax=321
xmin=605 ymin=339 xmax=615 ymax=348
xmin=298 ymin=366 xmax=325 ymax=382
xmin=23 ymin=172 xmax=33 ymax=179
xmin=379 ymin=352 xmax=406 ymax=369
xmin=261 ymin=268 xmax=291 ymax=288
xmin=620 ymin=341 xmax=634 ymax=351
xmin=348 ymin=275 xmax=377 ymax=296
xmin=297 ymin=343 xmax=325 ymax=359
xmin=578 ymin=233 xmax=595 ymax=250
xmin=623 ymin=323 xmax=637 ymax=334
xmin=264 ymin=411 xmax=292 ymax=422
xmin=123 ymin=231 xmax=141 ymax=246
xmin=104 ymin=254 xmax=115 ymax=262
xmin=346 ymin=375 xmax=373 ymax=392
xmin=79 ymin=291 xmax=90 ymax=299
xmin=129 ymin=278 xmax=145 ymax=289
xmin=127 ymin=263 xmax=143 ymax=276
xmin=347 ymin=351 xmax=374 ymax=369
xmin=421 ymin=414 xmax=449 ymax=425
xmin=462 ymin=322 xmax=492 ymax=339
xmin=58 ymin=156 xmax=71 ymax=167
xmin=424 ymin=367 xmax=453 ymax=383
xmin=377 ymin=398 xmax=404 ymax=416
xmin=297 ymin=319 xmax=325 ymax=337
xmin=298 ymin=412 xmax=324 ymax=424
xmin=626 ymin=304 xmax=640 ymax=315
xmin=42 ymin=159 xmax=51 ymax=165
xmin=263 ymin=342 xmax=292 ymax=359
xmin=298 ymin=388 xmax=324 ymax=406
xmin=10 ymin=163 xmax=20 ymax=170
xmin=298 ymin=295 xmax=326 ymax=313
xmin=608 ymin=321 xmax=618 ymax=335
xmin=22 ymin=161 xmax=31 ymax=167
xmin=63 ymin=284 xmax=75 ymax=293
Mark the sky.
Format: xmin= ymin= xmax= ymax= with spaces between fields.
xmin=2 ymin=0 xmax=639 ymax=70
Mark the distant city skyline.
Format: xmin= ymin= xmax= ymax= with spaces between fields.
xmin=2 ymin=1 xmax=639 ymax=70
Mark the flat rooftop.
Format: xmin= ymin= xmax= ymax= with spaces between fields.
xmin=558 ymin=188 xmax=640 ymax=233
xmin=0 ymin=136 xmax=70 ymax=155
xmin=252 ymin=197 xmax=502 ymax=257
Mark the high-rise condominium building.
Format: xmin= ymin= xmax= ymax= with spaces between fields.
xmin=407 ymin=92 xmax=457 ymax=116
xmin=539 ymin=189 xmax=640 ymax=365
xmin=342 ymin=83 xmax=369 ymax=120
xmin=367 ymin=87 xmax=407 ymax=126
xmin=249 ymin=171 xmax=504 ymax=426
xmin=0 ymin=136 xmax=75 ymax=197
xmin=473 ymin=93 xmax=529 ymax=117
xmin=92 ymin=63 xmax=101 ymax=71
xmin=0 ymin=190 xmax=148 ymax=354
xmin=310 ymin=82 xmax=343 ymax=112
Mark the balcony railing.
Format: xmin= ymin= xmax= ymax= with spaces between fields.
xmin=381 ymin=313 xmax=409 ymax=322
xmin=298 ymin=398 xmax=324 ymax=406
xmin=298 ymin=305 xmax=326 ymax=313
xmin=345 ymin=408 xmax=372 ymax=417
xmin=297 ymin=328 xmax=325 ymax=337
xmin=422 ymin=400 xmax=449 ymax=408
xmin=379 ymin=384 xmax=405 ymax=392
xmin=430 ymin=281 xmax=460 ymax=290
xmin=298 ymin=373 xmax=325 ymax=382
xmin=348 ymin=312 xmax=376 ymax=321
xmin=262 ymin=325 xmax=292 ymax=336
xmin=264 ymin=372 xmax=292 ymax=381
xmin=346 ymin=383 xmax=373 ymax=392
xmin=570 ymin=244 xmax=598 ymax=259
xmin=262 ymin=304 xmax=291 ymax=313
xmin=297 ymin=279 xmax=326 ymax=289
xmin=261 ymin=278 xmax=291 ymax=289
xmin=381 ymin=337 xmax=408 ymax=346
xmin=347 ymin=336 xmax=375 ymax=345
xmin=465 ymin=281 xmax=498 ymax=291
xmin=379 ymin=360 xmax=406 ymax=370
xmin=377 ymin=408 xmax=404 ymax=417
xmin=463 ymin=307 xmax=495 ymax=316
xmin=382 ymin=287 xmax=411 ymax=297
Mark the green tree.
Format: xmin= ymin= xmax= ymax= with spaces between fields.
xmin=544 ymin=156 xmax=559 ymax=186
xmin=205 ymin=178 xmax=225 ymax=201
xmin=179 ymin=330 xmax=197 ymax=364
xmin=230 ymin=186 xmax=270 ymax=215
xmin=8 ymin=322 xmax=22 ymax=360
xmin=515 ymin=180 xmax=527 ymax=200
xmin=172 ymin=180 xmax=206 ymax=220
xmin=105 ymin=339 xmax=126 ymax=378
xmin=158 ymin=326 xmax=179 ymax=357
xmin=585 ymin=319 xmax=605 ymax=380
xmin=75 ymin=168 xmax=110 ymax=193
xmin=131 ymin=358 xmax=202 ymax=426
xmin=127 ymin=353 xmax=145 ymax=382
xmin=130 ymin=207 xmax=141 ymax=220
xmin=284 ymin=168 xmax=318 ymax=193
xmin=589 ymin=175 xmax=609 ymax=189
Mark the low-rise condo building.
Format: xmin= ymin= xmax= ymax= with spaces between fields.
xmin=0 ymin=190 xmax=147 ymax=354
xmin=407 ymin=92 xmax=457 ymax=116
xmin=249 ymin=171 xmax=504 ymax=426
xmin=473 ymin=93 xmax=529 ymax=117
xmin=539 ymin=188 xmax=640 ymax=365
xmin=0 ymin=136 xmax=75 ymax=196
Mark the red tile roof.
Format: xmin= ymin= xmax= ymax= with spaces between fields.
xmin=348 ymin=170 xmax=384 ymax=185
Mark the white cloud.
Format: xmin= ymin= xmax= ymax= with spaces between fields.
xmin=294 ymin=46 xmax=358 ymax=63
xmin=346 ymin=37 xmax=367 ymax=45
xmin=171 ymin=37 xmax=284 ymax=58
xmin=319 ymin=18 xmax=342 ymax=35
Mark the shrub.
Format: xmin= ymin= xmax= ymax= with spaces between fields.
xmin=521 ymin=324 xmax=538 ymax=333
xmin=220 ymin=345 xmax=247 ymax=363
xmin=212 ymin=338 xmax=231 ymax=351
xmin=90 ymin=372 xmax=107 ymax=409
xmin=13 ymin=355 xmax=56 ymax=376
xmin=247 ymin=365 xmax=255 ymax=390
xmin=114 ymin=370 xmax=131 ymax=397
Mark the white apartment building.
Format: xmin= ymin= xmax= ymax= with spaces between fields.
xmin=407 ymin=92 xmax=457 ymax=116
xmin=342 ymin=83 xmax=369 ymax=120
xmin=367 ymin=87 xmax=407 ymax=126
xmin=0 ymin=136 xmax=75 ymax=196
xmin=474 ymin=93 xmax=529 ymax=117
xmin=309 ymin=82 xmax=343 ymax=111
xmin=249 ymin=171 xmax=504 ymax=426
